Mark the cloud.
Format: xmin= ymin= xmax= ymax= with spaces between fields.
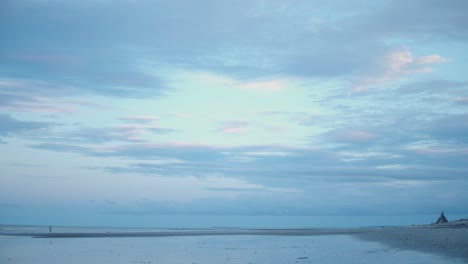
xmin=51 ymin=125 xmax=175 ymax=143
xmin=376 ymin=164 xmax=412 ymax=170
xmin=454 ymin=97 xmax=468 ymax=104
xmin=238 ymin=80 xmax=285 ymax=92
xmin=261 ymin=111 xmax=315 ymax=125
xmin=199 ymin=176 xmax=297 ymax=194
xmin=0 ymin=78 xmax=77 ymax=111
xmin=217 ymin=121 xmax=250 ymax=134
xmin=0 ymin=114 xmax=51 ymax=137
xmin=397 ymin=79 xmax=467 ymax=94
xmin=427 ymin=114 xmax=468 ymax=142
xmin=30 ymin=143 xmax=91 ymax=154
xmin=26 ymin=135 xmax=468 ymax=216
xmin=243 ymin=151 xmax=295 ymax=157
xmin=0 ymin=60 xmax=168 ymax=114
xmin=263 ymin=125 xmax=287 ymax=133
xmin=403 ymin=140 xmax=468 ymax=156
xmin=119 ymin=115 xmax=160 ymax=123
xmin=414 ymin=55 xmax=448 ymax=65
xmin=30 ymin=140 xmax=304 ymax=165
xmin=334 ymin=150 xmax=403 ymax=162
xmin=0 ymin=96 xmax=78 ymax=113
xmin=2 ymin=0 xmax=463 ymax=107
xmin=0 ymin=78 xmax=106 ymax=112
xmin=0 ymin=0 xmax=378 ymax=82
xmin=364 ymin=0 xmax=468 ymax=40
xmin=8 ymin=163 xmax=47 ymax=168
xmin=327 ymin=129 xmax=378 ymax=143
xmin=191 ymin=71 xmax=290 ymax=92
xmin=2 ymin=0 xmax=468 ymax=219
xmin=93 ymin=142 xmax=228 ymax=161
xmin=2 ymin=0 xmax=464 ymax=86
xmin=354 ymin=50 xmax=448 ymax=91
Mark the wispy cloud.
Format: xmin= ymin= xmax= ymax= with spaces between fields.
xmin=354 ymin=50 xmax=448 ymax=91
xmin=217 ymin=121 xmax=250 ymax=134
xmin=0 ymin=114 xmax=51 ymax=137
xmin=261 ymin=111 xmax=315 ymax=125
xmin=327 ymin=129 xmax=378 ymax=143
xmin=119 ymin=115 xmax=160 ymax=123
xmin=403 ymin=140 xmax=468 ymax=156
xmin=188 ymin=71 xmax=290 ymax=93
xmin=397 ymin=79 xmax=467 ymax=94
xmin=376 ymin=164 xmax=413 ymax=170
xmin=237 ymin=79 xmax=286 ymax=92
xmin=454 ymin=97 xmax=468 ymax=104
xmin=243 ymin=151 xmax=295 ymax=157
xmin=334 ymin=150 xmax=403 ymax=162
xmin=56 ymin=125 xmax=175 ymax=143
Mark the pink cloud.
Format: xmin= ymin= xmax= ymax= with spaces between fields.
xmin=119 ymin=115 xmax=160 ymax=123
xmin=217 ymin=121 xmax=250 ymax=134
xmin=75 ymin=125 xmax=175 ymax=143
xmin=221 ymin=127 xmax=248 ymax=134
xmin=101 ymin=141 xmax=218 ymax=153
xmin=191 ymin=71 xmax=290 ymax=93
xmin=115 ymin=124 xmax=174 ymax=136
xmin=238 ymin=80 xmax=285 ymax=92
xmin=354 ymin=50 xmax=448 ymax=91
xmin=454 ymin=97 xmax=468 ymax=104
xmin=414 ymin=55 xmax=448 ymax=65
xmin=2 ymin=96 xmax=77 ymax=113
xmin=334 ymin=150 xmax=402 ymax=162
xmin=413 ymin=148 xmax=456 ymax=155
xmin=405 ymin=141 xmax=468 ymax=156
xmin=101 ymin=141 xmax=306 ymax=154
xmin=329 ymin=130 xmax=378 ymax=143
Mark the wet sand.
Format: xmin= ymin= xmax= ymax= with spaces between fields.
xmin=353 ymin=224 xmax=468 ymax=262
xmin=2 ymin=223 xmax=467 ymax=262
xmin=2 ymin=230 xmax=465 ymax=264
xmin=2 ymin=228 xmax=367 ymax=238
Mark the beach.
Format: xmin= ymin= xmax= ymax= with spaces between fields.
xmin=1 ymin=223 xmax=467 ymax=263
xmin=354 ymin=222 xmax=468 ymax=262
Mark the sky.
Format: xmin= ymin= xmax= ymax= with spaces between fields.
xmin=1 ymin=0 xmax=468 ymax=227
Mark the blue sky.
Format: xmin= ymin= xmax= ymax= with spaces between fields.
xmin=1 ymin=0 xmax=468 ymax=227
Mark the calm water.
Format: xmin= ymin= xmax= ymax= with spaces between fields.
xmin=56 ymin=214 xmax=467 ymax=229
xmin=3 ymin=214 xmax=467 ymax=229
xmin=1 ymin=234 xmax=464 ymax=264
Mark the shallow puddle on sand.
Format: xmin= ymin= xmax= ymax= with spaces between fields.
xmin=0 ymin=234 xmax=464 ymax=264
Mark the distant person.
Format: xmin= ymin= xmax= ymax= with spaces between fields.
xmin=49 ymin=226 xmax=52 ymax=233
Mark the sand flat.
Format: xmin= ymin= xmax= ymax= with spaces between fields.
xmin=1 ymin=225 xmax=467 ymax=263
xmin=5 ymin=228 xmax=368 ymax=238
xmin=353 ymin=225 xmax=468 ymax=262
xmin=1 ymin=233 xmax=465 ymax=264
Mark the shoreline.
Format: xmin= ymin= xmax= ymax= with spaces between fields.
xmin=1 ymin=227 xmax=369 ymax=238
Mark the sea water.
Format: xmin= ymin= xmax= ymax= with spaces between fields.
xmin=0 ymin=233 xmax=464 ymax=264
